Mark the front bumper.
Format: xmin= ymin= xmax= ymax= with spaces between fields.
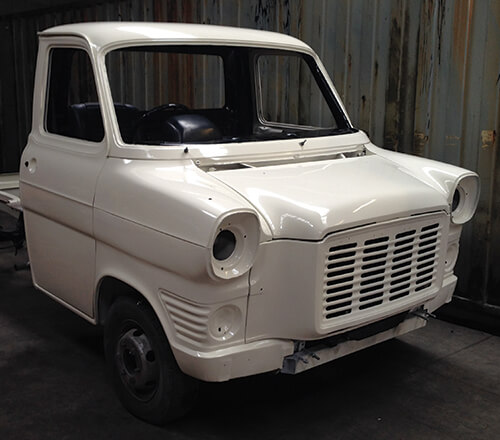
xmin=171 ymin=338 xmax=294 ymax=382
xmin=170 ymin=273 xmax=456 ymax=382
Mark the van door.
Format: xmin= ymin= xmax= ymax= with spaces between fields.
xmin=20 ymin=43 xmax=106 ymax=318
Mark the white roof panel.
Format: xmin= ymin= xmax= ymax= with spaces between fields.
xmin=40 ymin=22 xmax=311 ymax=52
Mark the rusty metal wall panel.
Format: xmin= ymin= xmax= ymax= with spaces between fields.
xmin=448 ymin=0 xmax=491 ymax=303
xmin=0 ymin=0 xmax=498 ymax=310
xmin=476 ymin=1 xmax=500 ymax=306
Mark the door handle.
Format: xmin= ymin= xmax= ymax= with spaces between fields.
xmin=24 ymin=158 xmax=37 ymax=173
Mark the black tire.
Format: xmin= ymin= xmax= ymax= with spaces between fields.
xmin=104 ymin=296 xmax=199 ymax=425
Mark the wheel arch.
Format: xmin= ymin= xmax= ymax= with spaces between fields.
xmin=95 ymin=275 xmax=174 ymax=348
xmin=96 ymin=276 xmax=145 ymax=325
xmin=99 ymin=275 xmax=199 ymax=423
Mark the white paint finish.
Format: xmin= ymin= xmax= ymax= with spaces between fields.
xmin=425 ymin=273 xmax=457 ymax=313
xmin=367 ymin=143 xmax=479 ymax=201
xmin=247 ymin=239 xmax=320 ymax=341
xmin=94 ymin=242 xmax=251 ymax=351
xmin=286 ymin=316 xmax=427 ymax=375
xmin=94 ymin=208 xmax=208 ymax=279
xmin=97 ymin=237 xmax=291 ymax=381
xmin=451 ymin=174 xmax=480 ymax=224
xmin=28 ymin=37 xmax=109 ymax=155
xmin=38 ymin=22 xmax=359 ymax=162
xmin=444 ymin=224 xmax=463 ymax=275
xmin=19 ymin=138 xmax=106 ymax=230
xmin=158 ymin=290 xmax=247 ymax=348
xmin=107 ymin=131 xmax=370 ymax=161
xmin=20 ymin=143 xmax=103 ymax=318
xmin=246 ymin=213 xmax=448 ymax=342
xmin=315 ymin=213 xmax=448 ymax=333
xmin=172 ymin=337 xmax=294 ymax=382
xmin=94 ymin=238 xmax=251 ymax=311
xmin=211 ymin=154 xmax=449 ymax=240
xmin=21 ymin=183 xmax=93 ymax=235
xmin=40 ymin=22 xmax=312 ymax=54
xmin=19 ymin=38 xmax=107 ymax=319
xmin=94 ymin=158 xmax=263 ymax=247
xmin=24 ymin=211 xmax=95 ymax=315
xmin=13 ymin=22 xmax=481 ymax=384
xmin=208 ymin=212 xmax=260 ymax=280
xmin=188 ymin=132 xmax=369 ymax=165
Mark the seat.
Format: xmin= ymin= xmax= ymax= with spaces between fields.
xmin=163 ymin=114 xmax=222 ymax=143
xmin=69 ymin=102 xmax=141 ymax=143
xmin=68 ymin=102 xmax=104 ymax=142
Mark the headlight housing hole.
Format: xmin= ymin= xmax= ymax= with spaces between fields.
xmin=209 ymin=212 xmax=260 ymax=279
xmin=213 ymin=230 xmax=236 ymax=261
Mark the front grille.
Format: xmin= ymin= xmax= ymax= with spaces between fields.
xmin=322 ymin=215 xmax=444 ymax=325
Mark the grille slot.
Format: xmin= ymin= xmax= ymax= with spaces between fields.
xmin=322 ymin=218 xmax=443 ymax=323
xmin=160 ymin=291 xmax=210 ymax=345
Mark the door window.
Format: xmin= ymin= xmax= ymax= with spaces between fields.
xmin=46 ymin=48 xmax=104 ymax=142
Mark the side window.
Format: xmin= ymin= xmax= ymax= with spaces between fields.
xmin=46 ymin=48 xmax=104 ymax=142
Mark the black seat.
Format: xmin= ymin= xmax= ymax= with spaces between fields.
xmin=163 ymin=114 xmax=222 ymax=143
xmin=69 ymin=102 xmax=141 ymax=143
xmin=68 ymin=102 xmax=104 ymax=142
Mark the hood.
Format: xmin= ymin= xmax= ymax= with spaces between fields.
xmin=208 ymin=154 xmax=449 ymax=240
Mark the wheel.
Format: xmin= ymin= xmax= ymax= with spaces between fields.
xmin=104 ymin=296 xmax=199 ymax=424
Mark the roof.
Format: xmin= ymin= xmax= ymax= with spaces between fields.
xmin=39 ymin=22 xmax=311 ymax=52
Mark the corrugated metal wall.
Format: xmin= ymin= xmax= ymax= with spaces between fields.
xmin=0 ymin=0 xmax=499 ymax=310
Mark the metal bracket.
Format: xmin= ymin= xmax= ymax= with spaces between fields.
xmin=410 ymin=309 xmax=436 ymax=321
xmin=281 ymin=342 xmax=321 ymax=374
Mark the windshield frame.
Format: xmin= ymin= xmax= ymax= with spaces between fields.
xmin=99 ymin=41 xmax=357 ymax=159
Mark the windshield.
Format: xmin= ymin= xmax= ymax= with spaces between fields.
xmin=105 ymin=45 xmax=353 ymax=145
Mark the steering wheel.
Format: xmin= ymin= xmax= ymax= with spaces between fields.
xmin=140 ymin=103 xmax=189 ymax=121
xmin=132 ymin=103 xmax=189 ymax=143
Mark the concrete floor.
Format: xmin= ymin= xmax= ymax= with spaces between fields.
xmin=1 ymin=238 xmax=500 ymax=439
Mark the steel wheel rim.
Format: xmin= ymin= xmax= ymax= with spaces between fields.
xmin=115 ymin=324 xmax=159 ymax=401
